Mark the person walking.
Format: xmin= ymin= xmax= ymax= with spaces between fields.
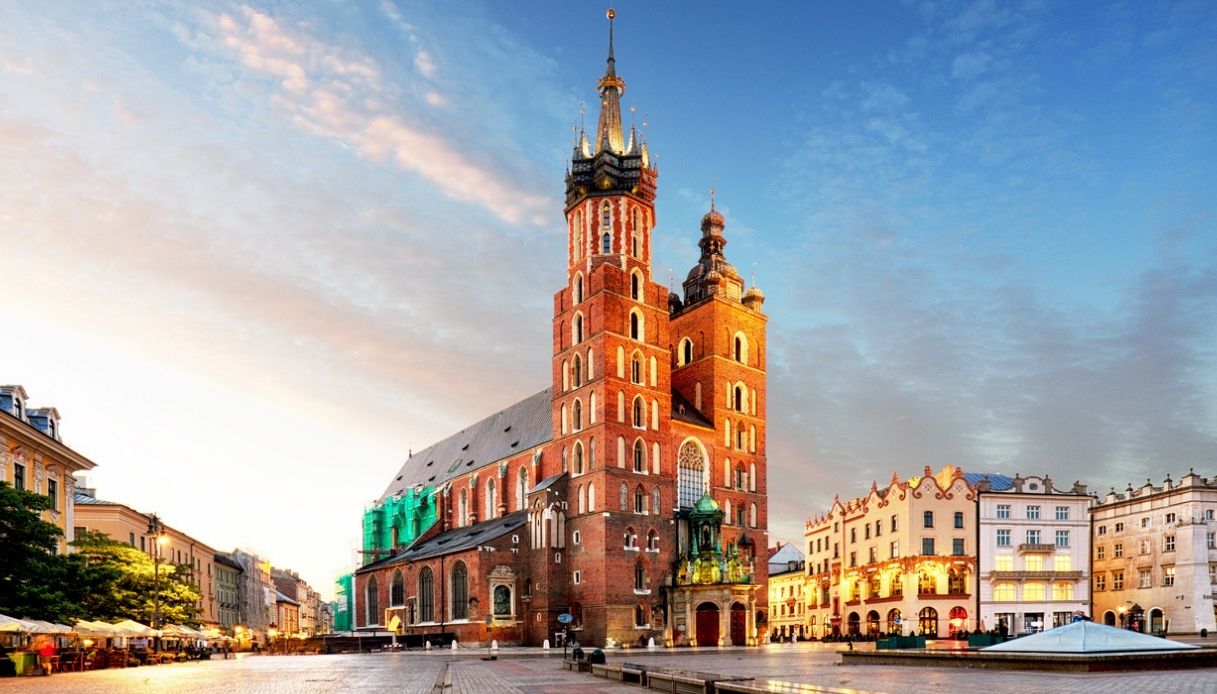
xmin=36 ymin=638 xmax=57 ymax=675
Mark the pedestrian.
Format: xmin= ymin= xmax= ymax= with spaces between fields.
xmin=36 ymin=638 xmax=57 ymax=675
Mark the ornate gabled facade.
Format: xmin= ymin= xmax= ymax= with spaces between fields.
xmin=352 ymin=10 xmax=769 ymax=648
xmin=804 ymin=466 xmax=984 ymax=639
xmin=1 ymin=384 xmax=97 ymax=554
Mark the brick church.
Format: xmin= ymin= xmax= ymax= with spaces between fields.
xmin=352 ymin=10 xmax=769 ymax=648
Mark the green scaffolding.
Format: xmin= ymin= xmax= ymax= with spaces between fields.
xmin=333 ymin=573 xmax=353 ymax=632
xmin=361 ymin=486 xmax=438 ymax=564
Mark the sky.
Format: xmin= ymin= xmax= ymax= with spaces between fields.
xmin=1 ymin=1 xmax=1215 ymax=599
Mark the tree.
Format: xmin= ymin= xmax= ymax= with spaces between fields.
xmin=71 ymin=531 xmax=202 ymax=627
xmin=0 ymin=481 xmax=83 ymax=622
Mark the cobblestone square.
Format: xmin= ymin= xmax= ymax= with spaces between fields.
xmin=6 ymin=644 xmax=1217 ymax=694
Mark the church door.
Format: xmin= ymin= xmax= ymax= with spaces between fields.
xmin=695 ymin=602 xmax=720 ymax=646
xmin=730 ymin=602 xmax=747 ymax=646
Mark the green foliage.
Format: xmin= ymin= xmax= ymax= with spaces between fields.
xmin=71 ymin=531 xmax=202 ymax=627
xmin=0 ymin=481 xmax=83 ymax=622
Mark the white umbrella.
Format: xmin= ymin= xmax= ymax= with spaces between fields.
xmin=111 ymin=619 xmax=160 ymax=638
xmin=24 ymin=620 xmax=73 ymax=634
xmin=0 ymin=613 xmax=39 ymax=633
xmin=74 ymin=620 xmax=119 ymax=637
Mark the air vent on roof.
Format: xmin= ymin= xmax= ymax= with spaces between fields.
xmin=511 ymin=441 xmax=519 ymax=448
xmin=462 ymin=444 xmax=470 ymax=450
xmin=428 ymin=476 xmax=435 ymax=482
xmin=396 ymin=475 xmax=403 ymax=481
xmin=466 ymin=460 xmax=475 ymax=466
xmin=504 ymin=425 xmax=512 ymax=432
xmin=426 ymin=461 xmax=433 ymax=467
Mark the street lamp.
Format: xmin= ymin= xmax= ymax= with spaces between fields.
xmin=146 ymin=514 xmax=169 ymax=631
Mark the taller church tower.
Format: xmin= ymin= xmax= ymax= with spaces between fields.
xmin=551 ymin=9 xmax=675 ymax=643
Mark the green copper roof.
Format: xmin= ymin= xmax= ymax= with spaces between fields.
xmin=692 ymin=493 xmax=721 ymax=514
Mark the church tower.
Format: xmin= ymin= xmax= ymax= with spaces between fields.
xmin=551 ymin=9 xmax=675 ymax=644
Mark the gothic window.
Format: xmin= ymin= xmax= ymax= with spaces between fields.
xmin=390 ymin=570 xmax=404 ymax=607
xmin=624 ymin=526 xmax=637 ymax=548
xmin=562 ymin=447 xmax=568 ymax=472
xmin=573 ymin=399 xmax=583 ymax=431
xmin=647 ymin=528 xmax=659 ymax=550
xmin=631 ymin=208 xmax=642 ymax=257
xmin=573 ymin=313 xmax=584 ymax=344
xmin=631 ymin=270 xmax=642 ymax=300
xmin=577 ymin=484 xmax=585 ymax=513
xmin=750 ymin=502 xmax=757 ymax=528
xmin=459 ymin=489 xmax=468 ymax=527
xmin=679 ymin=338 xmax=693 ymax=366
xmin=750 ymin=426 xmax=757 ymax=453
xmin=633 ymin=439 xmax=646 ymax=472
xmin=749 ymin=462 xmax=757 ymax=492
xmin=635 ymin=485 xmax=645 ymax=513
xmin=418 ymin=567 xmax=434 ymax=622
xmin=602 ymin=232 xmax=611 ymax=254
xmin=573 ymin=211 xmax=584 ymax=262
xmin=572 ymin=272 xmax=584 ymax=303
xmin=587 ymin=348 xmax=595 ymax=380
xmin=560 ymin=404 xmax=568 ymax=435
xmin=590 ymin=392 xmax=597 ymax=424
xmin=485 ymin=479 xmax=496 ymax=520
xmin=517 ymin=467 xmax=528 ymax=511
xmin=734 ymin=333 xmax=748 ymax=363
xmin=366 ymin=576 xmax=379 ymax=626
xmin=734 ymin=385 xmax=744 ymax=411
xmin=635 ymin=563 xmax=646 ymax=591
xmin=573 ymin=355 xmax=583 ymax=387
xmin=677 ymin=441 xmax=707 ymax=508
xmin=630 ymin=310 xmax=643 ymax=340
xmin=651 ymin=398 xmax=660 ymax=429
xmin=620 ymin=483 xmax=628 ymax=511
xmin=652 ymin=488 xmax=661 ymax=517
xmin=589 ymin=438 xmax=596 ymax=469
xmin=601 ymin=202 xmax=611 ymax=240
xmin=631 ymin=353 xmax=642 ymax=384
xmin=632 ymin=396 xmax=645 ymax=428
xmin=574 ymin=440 xmax=584 ymax=474
xmin=451 ymin=562 xmax=468 ymax=620
xmin=588 ymin=482 xmax=596 ymax=512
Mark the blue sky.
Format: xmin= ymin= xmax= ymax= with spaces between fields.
xmin=1 ymin=1 xmax=1214 ymax=597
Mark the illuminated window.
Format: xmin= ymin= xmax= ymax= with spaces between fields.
xmin=993 ymin=583 xmax=1016 ymax=601
xmin=1022 ymin=583 xmax=1045 ymax=601
xmin=994 ymin=554 xmax=1013 ymax=571
xmin=1024 ymin=555 xmax=1043 ymax=572
xmin=1053 ymin=555 xmax=1071 ymax=572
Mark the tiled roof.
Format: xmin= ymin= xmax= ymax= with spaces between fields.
xmin=378 ymin=389 xmax=552 ymax=503
xmin=671 ymin=391 xmax=714 ymax=428
xmin=357 ymin=510 xmax=529 ymax=574
xmin=275 ymin=591 xmax=300 ymax=606
xmin=964 ymin=472 xmax=1014 ymax=491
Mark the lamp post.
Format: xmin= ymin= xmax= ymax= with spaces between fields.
xmin=146 ymin=514 xmax=169 ymax=634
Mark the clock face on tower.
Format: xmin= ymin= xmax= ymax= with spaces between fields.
xmin=596 ymin=175 xmax=613 ymax=190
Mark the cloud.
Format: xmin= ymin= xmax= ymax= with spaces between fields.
xmin=191 ymin=5 xmax=553 ymax=226
xmin=951 ymin=50 xmax=991 ymax=80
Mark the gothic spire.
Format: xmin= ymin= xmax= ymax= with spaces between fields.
xmin=595 ymin=8 xmax=625 ymax=154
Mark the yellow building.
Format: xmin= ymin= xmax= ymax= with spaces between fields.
xmin=74 ymin=489 xmax=219 ymax=628
xmin=766 ymin=542 xmax=807 ymax=641
xmin=804 ymin=466 xmax=988 ymax=639
xmin=1 ymin=385 xmax=97 ymax=554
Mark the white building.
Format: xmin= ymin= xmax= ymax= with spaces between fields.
xmin=977 ymin=474 xmax=1092 ymax=635
xmin=1090 ymin=470 xmax=1217 ymax=635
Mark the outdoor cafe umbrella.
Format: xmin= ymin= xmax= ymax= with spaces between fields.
xmin=73 ymin=620 xmax=119 ymax=638
xmin=111 ymin=619 xmax=160 ymax=638
xmin=23 ymin=620 xmax=73 ymax=635
xmin=0 ymin=613 xmax=39 ymax=633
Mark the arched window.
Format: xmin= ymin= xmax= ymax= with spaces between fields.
xmin=390 ymin=569 xmax=404 ymax=607
xmin=647 ymin=528 xmax=659 ymax=550
xmin=918 ymin=607 xmax=938 ymax=637
xmin=574 ymin=440 xmax=584 ymax=474
xmin=602 ymin=232 xmax=611 ymax=254
xmin=631 ymin=208 xmax=642 ymax=257
xmin=652 ymin=488 xmax=660 ymax=517
xmin=919 ymin=572 xmax=935 ymax=595
xmin=517 ymin=467 xmax=528 ymax=511
xmin=650 ymin=356 xmax=657 ymax=386
xmin=572 ymin=273 xmax=584 ymax=303
xmin=561 ymin=447 xmax=568 ymax=472
xmin=677 ymin=441 xmax=707 ymax=508
xmin=633 ymin=439 xmax=646 ymax=472
xmin=750 ymin=502 xmax=757 ymax=528
xmin=573 ymin=313 xmax=584 ymax=344
xmin=635 ymin=563 xmax=646 ymax=591
xmin=485 ymin=478 xmax=496 ymax=520
xmin=619 ymin=482 xmax=628 ymax=511
xmin=749 ymin=462 xmax=757 ymax=492
xmin=573 ymin=399 xmax=583 ymax=431
xmin=573 ymin=211 xmax=584 ymax=262
xmin=418 ymin=567 xmax=435 ymax=622
xmin=590 ymin=392 xmax=597 ymax=424
xmin=589 ymin=438 xmax=596 ymax=469
xmin=624 ymin=526 xmax=637 ymax=548
xmin=750 ymin=426 xmax=757 ymax=453
xmin=734 ymin=385 xmax=744 ymax=411
xmin=725 ymin=499 xmax=733 ymax=523
xmin=891 ymin=571 xmax=904 ymax=597
xmin=459 ymin=489 xmax=468 ymax=527
xmin=631 ymin=353 xmax=642 ymax=384
xmin=588 ymin=482 xmax=596 ymax=512
xmin=601 ymin=202 xmax=611 ymax=239
xmin=948 ymin=569 xmax=965 ymax=595
xmin=651 ymin=398 xmax=660 ymax=429
xmin=560 ymin=403 xmax=568 ymax=435
xmin=634 ymin=485 xmax=646 ymax=513
xmin=577 ymin=484 xmax=585 ymax=513
xmin=631 ymin=270 xmax=642 ymax=300
xmin=366 ymin=576 xmax=379 ymax=626
xmin=630 ymin=311 xmax=642 ymax=340
xmin=632 ymin=396 xmax=645 ymax=428
xmin=451 ymin=562 xmax=469 ymax=620
xmin=572 ymin=355 xmax=583 ymax=388
xmin=734 ymin=333 xmax=748 ymax=363
xmin=678 ymin=338 xmax=693 ymax=366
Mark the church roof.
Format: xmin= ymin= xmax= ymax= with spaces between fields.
xmin=671 ymin=391 xmax=714 ymax=429
xmin=981 ymin=621 xmax=1199 ymax=654
xmin=378 ymin=388 xmax=553 ymax=503
xmin=356 ymin=510 xmax=529 ymax=573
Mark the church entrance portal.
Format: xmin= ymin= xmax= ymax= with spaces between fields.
xmin=730 ymin=602 xmax=747 ymax=645
xmin=696 ymin=602 xmax=720 ymax=646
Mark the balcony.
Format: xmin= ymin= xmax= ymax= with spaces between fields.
xmin=989 ymin=570 xmax=1084 ymax=581
xmin=1018 ymin=543 xmax=1056 ymax=553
